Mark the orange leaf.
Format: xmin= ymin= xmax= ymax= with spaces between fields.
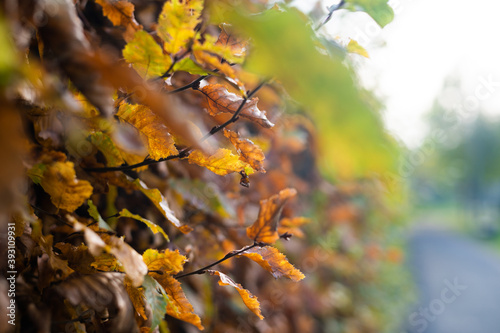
xmin=95 ymin=0 xmax=140 ymax=41
xmin=117 ymin=102 xmax=178 ymax=160
xmin=188 ymin=148 xmax=253 ymax=176
xmin=277 ymin=217 xmax=311 ymax=238
xmin=216 ymin=24 xmax=247 ymax=59
xmin=199 ymin=84 xmax=274 ymax=128
xmin=238 ymin=246 xmax=305 ymax=282
xmin=246 ymin=188 xmax=297 ymax=244
xmin=224 ymin=129 xmax=265 ymax=173
xmin=152 ymin=274 xmax=204 ymax=330
xmin=208 ymin=270 xmax=263 ymax=320
xmin=124 ymin=276 xmax=147 ymax=320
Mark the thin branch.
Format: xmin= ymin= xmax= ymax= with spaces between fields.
xmin=175 ymin=242 xmax=261 ymax=279
xmin=85 ymin=81 xmax=267 ymax=173
xmin=315 ymin=0 xmax=345 ymax=31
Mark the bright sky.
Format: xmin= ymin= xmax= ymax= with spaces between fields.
xmin=293 ymin=0 xmax=500 ymax=148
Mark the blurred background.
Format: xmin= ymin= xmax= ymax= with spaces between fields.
xmin=294 ymin=0 xmax=500 ymax=332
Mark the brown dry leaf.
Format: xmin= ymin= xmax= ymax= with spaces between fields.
xmin=95 ymin=0 xmax=141 ymax=41
xmin=188 ymin=148 xmax=254 ymax=176
xmin=277 ymin=217 xmax=311 ymax=238
xmin=199 ymin=84 xmax=274 ymax=128
xmin=238 ymin=246 xmax=305 ymax=282
xmin=55 ymin=243 xmax=96 ymax=274
xmin=39 ymin=161 xmax=93 ymax=212
xmin=223 ymin=129 xmax=265 ymax=173
xmin=133 ymin=179 xmax=192 ymax=233
xmin=117 ymin=102 xmax=178 ymax=160
xmin=246 ymin=188 xmax=297 ymax=244
xmin=153 ymin=274 xmax=204 ymax=330
xmin=124 ymin=276 xmax=147 ymax=320
xmin=36 ymin=235 xmax=74 ymax=282
xmin=208 ymin=270 xmax=263 ymax=320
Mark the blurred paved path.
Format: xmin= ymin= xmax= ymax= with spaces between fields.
xmin=403 ymin=228 xmax=500 ymax=333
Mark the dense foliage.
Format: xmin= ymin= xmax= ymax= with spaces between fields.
xmin=0 ymin=0 xmax=405 ymax=332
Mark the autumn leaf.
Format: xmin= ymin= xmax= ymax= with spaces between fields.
xmin=216 ymin=24 xmax=247 ymax=60
xmin=55 ymin=243 xmax=95 ymax=274
xmin=117 ymin=102 xmax=178 ymax=160
xmin=277 ymin=217 xmax=311 ymax=238
xmin=238 ymin=246 xmax=305 ymax=282
xmin=199 ymin=84 xmax=274 ymax=128
xmin=72 ymin=220 xmax=148 ymax=287
xmin=142 ymin=248 xmax=186 ymax=275
xmin=124 ymin=276 xmax=148 ymax=320
xmin=157 ymin=0 xmax=203 ymax=55
xmin=36 ymin=235 xmax=74 ymax=287
xmin=89 ymin=131 xmax=126 ymax=167
xmin=95 ymin=0 xmax=141 ymax=41
xmin=154 ymin=274 xmax=204 ymax=330
xmin=143 ymin=249 xmax=204 ymax=330
xmin=346 ymin=39 xmax=369 ymax=58
xmin=123 ymin=30 xmax=172 ymax=79
xmin=246 ymin=188 xmax=297 ymax=244
xmin=33 ymin=160 xmax=93 ymax=212
xmin=188 ymin=148 xmax=254 ymax=176
xmin=224 ymin=129 xmax=265 ymax=173
xmin=119 ymin=208 xmax=169 ymax=241
xmin=208 ymin=270 xmax=263 ymax=319
xmin=133 ymin=179 xmax=192 ymax=233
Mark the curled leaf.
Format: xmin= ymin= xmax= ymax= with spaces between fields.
xmin=224 ymin=129 xmax=265 ymax=173
xmin=208 ymin=270 xmax=263 ymax=320
xmin=200 ymin=84 xmax=274 ymax=128
xmin=188 ymin=148 xmax=254 ymax=176
xmin=246 ymin=188 xmax=297 ymax=244
xmin=238 ymin=246 xmax=305 ymax=282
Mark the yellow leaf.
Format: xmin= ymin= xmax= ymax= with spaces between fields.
xmin=246 ymin=188 xmax=297 ymax=244
xmin=142 ymin=249 xmax=186 ymax=275
xmin=346 ymin=39 xmax=370 ymax=58
xmin=38 ymin=161 xmax=93 ymax=212
xmin=123 ymin=30 xmax=172 ymax=79
xmin=157 ymin=0 xmax=203 ymax=55
xmin=188 ymin=148 xmax=254 ymax=176
xmin=117 ymin=102 xmax=178 ymax=160
xmin=91 ymin=253 xmax=120 ymax=271
xmin=119 ymin=208 xmax=169 ymax=241
xmin=238 ymin=246 xmax=305 ymax=282
xmin=224 ymin=129 xmax=265 ymax=173
xmin=208 ymin=270 xmax=263 ymax=319
xmin=199 ymin=84 xmax=273 ymax=128
xmin=133 ymin=179 xmax=192 ymax=233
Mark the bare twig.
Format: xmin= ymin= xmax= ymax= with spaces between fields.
xmin=315 ymin=0 xmax=346 ymax=31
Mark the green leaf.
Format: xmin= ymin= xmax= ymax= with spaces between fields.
xmin=89 ymin=131 xmax=125 ymax=167
xmin=87 ymin=199 xmax=112 ymax=231
xmin=119 ymin=208 xmax=169 ymax=241
xmin=143 ymin=275 xmax=169 ymax=331
xmin=173 ymin=57 xmax=209 ymax=75
xmin=344 ymin=0 xmax=394 ymax=28
xmin=225 ymin=6 xmax=398 ymax=179
xmin=123 ymin=30 xmax=172 ymax=79
xmin=27 ymin=163 xmax=47 ymax=185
